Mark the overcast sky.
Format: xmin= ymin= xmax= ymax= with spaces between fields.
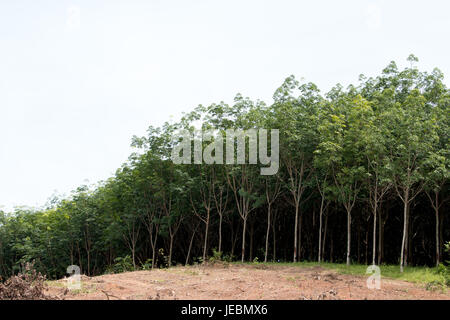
xmin=1 ymin=0 xmax=449 ymax=211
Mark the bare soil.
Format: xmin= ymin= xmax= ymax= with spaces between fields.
xmin=47 ymin=263 xmax=450 ymax=300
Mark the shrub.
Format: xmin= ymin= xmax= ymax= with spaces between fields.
xmin=105 ymin=256 xmax=134 ymax=274
xmin=222 ymin=254 xmax=235 ymax=263
xmin=429 ymin=242 xmax=450 ymax=290
xmin=141 ymin=259 xmax=153 ymax=270
xmin=208 ymin=249 xmax=222 ymax=263
xmin=443 ymin=242 xmax=450 ymax=285
xmin=157 ymin=248 xmax=169 ymax=268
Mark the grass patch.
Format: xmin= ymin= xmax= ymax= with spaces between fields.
xmin=233 ymin=261 xmax=447 ymax=285
xmin=46 ymin=280 xmax=67 ymax=288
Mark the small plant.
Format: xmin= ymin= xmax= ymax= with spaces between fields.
xmin=193 ymin=256 xmax=204 ymax=265
xmin=105 ymin=255 xmax=134 ymax=274
xmin=141 ymin=259 xmax=153 ymax=270
xmin=157 ymin=248 xmax=169 ymax=268
xmin=427 ymin=242 xmax=450 ymax=291
xmin=222 ymin=254 xmax=235 ymax=263
xmin=208 ymin=248 xmax=223 ymax=263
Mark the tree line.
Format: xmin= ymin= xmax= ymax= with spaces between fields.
xmin=0 ymin=55 xmax=448 ymax=279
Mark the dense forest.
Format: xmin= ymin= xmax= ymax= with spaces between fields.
xmin=0 ymin=56 xmax=448 ymax=280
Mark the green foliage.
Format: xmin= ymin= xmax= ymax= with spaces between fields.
xmin=436 ymin=242 xmax=450 ymax=287
xmin=105 ymin=256 xmax=135 ymax=274
xmin=141 ymin=259 xmax=153 ymax=270
xmin=221 ymin=254 xmax=235 ymax=263
xmin=208 ymin=248 xmax=223 ymax=263
xmin=157 ymin=248 xmax=169 ymax=268
xmin=252 ymin=261 xmax=447 ymax=286
xmin=0 ymin=55 xmax=448 ymax=280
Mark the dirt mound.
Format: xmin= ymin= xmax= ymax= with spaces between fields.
xmin=46 ymin=264 xmax=450 ymax=300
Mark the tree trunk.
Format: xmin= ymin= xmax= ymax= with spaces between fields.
xmin=218 ymin=213 xmax=223 ymax=255
xmin=168 ymin=235 xmax=174 ymax=267
xmin=230 ymin=228 xmax=235 ymax=258
xmin=434 ymin=193 xmax=440 ymax=267
xmin=400 ymin=190 xmax=409 ymax=273
xmin=77 ymin=243 xmax=82 ymax=274
xmin=132 ymin=245 xmax=136 ymax=270
xmin=330 ymin=234 xmax=334 ymax=263
xmin=202 ymin=214 xmax=210 ymax=262
xmin=439 ymin=212 xmax=444 ymax=260
xmin=264 ymin=204 xmax=271 ymax=263
xmin=186 ymin=225 xmax=197 ymax=265
xmin=322 ymin=212 xmax=328 ymax=262
xmin=241 ymin=218 xmax=247 ymax=263
xmin=318 ymin=198 xmax=324 ymax=263
xmin=249 ymin=223 xmax=253 ymax=262
xmin=372 ymin=201 xmax=377 ymax=265
xmin=378 ymin=208 xmax=384 ymax=265
xmin=365 ymin=227 xmax=369 ymax=265
xmin=346 ymin=209 xmax=351 ymax=266
xmin=152 ymin=232 xmax=158 ymax=269
xmin=272 ymin=214 xmax=277 ymax=262
xmin=298 ymin=210 xmax=303 ymax=261
xmin=249 ymin=222 xmax=254 ymax=262
xmin=293 ymin=202 xmax=299 ymax=262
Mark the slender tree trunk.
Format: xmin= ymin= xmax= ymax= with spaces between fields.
xmin=378 ymin=209 xmax=384 ymax=265
xmin=322 ymin=212 xmax=328 ymax=261
xmin=293 ymin=202 xmax=299 ymax=262
xmin=426 ymin=190 xmax=444 ymax=267
xmin=264 ymin=204 xmax=271 ymax=263
xmin=372 ymin=201 xmax=377 ymax=265
xmin=436 ymin=209 xmax=440 ymax=266
xmin=168 ymin=235 xmax=174 ymax=267
xmin=218 ymin=213 xmax=223 ymax=255
xmin=186 ymin=225 xmax=197 ymax=265
xmin=400 ymin=190 xmax=409 ymax=273
xmin=152 ymin=232 xmax=158 ymax=269
xmin=298 ymin=210 xmax=303 ymax=261
xmin=249 ymin=222 xmax=254 ymax=262
xmin=365 ymin=227 xmax=369 ymax=265
xmin=330 ymin=234 xmax=334 ymax=263
xmin=318 ymin=197 xmax=325 ymax=263
xmin=132 ymin=245 xmax=136 ymax=270
xmin=87 ymin=251 xmax=90 ymax=276
xmin=77 ymin=243 xmax=82 ymax=274
xmin=230 ymin=225 xmax=235 ymax=258
xmin=241 ymin=217 xmax=247 ymax=263
xmin=202 ymin=214 xmax=210 ymax=262
xmin=272 ymin=216 xmax=277 ymax=262
xmin=346 ymin=209 xmax=351 ymax=266
xmin=230 ymin=221 xmax=239 ymax=259
xmin=439 ymin=212 xmax=444 ymax=261
xmin=434 ymin=192 xmax=440 ymax=267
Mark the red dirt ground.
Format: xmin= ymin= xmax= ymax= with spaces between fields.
xmin=47 ymin=263 xmax=450 ymax=300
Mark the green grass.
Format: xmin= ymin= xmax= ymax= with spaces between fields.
xmin=234 ymin=261 xmax=447 ymax=285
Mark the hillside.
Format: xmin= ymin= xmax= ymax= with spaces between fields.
xmin=47 ymin=264 xmax=450 ymax=300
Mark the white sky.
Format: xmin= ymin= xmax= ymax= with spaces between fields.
xmin=1 ymin=0 xmax=449 ymax=211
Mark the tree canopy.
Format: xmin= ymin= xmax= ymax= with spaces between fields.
xmin=0 ymin=56 xmax=448 ymax=279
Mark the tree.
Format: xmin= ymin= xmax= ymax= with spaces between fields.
xmin=273 ymin=76 xmax=319 ymax=262
xmin=385 ymin=86 xmax=438 ymax=272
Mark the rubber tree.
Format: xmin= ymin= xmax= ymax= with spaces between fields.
xmin=272 ymin=76 xmax=320 ymax=262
